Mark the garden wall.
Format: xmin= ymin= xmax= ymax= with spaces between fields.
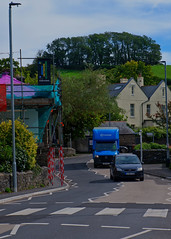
xmin=0 ymin=167 xmax=49 ymax=193
xmin=134 ymin=149 xmax=169 ymax=164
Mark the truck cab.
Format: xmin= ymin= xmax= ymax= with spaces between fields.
xmin=93 ymin=127 xmax=119 ymax=168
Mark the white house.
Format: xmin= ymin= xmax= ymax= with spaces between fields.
xmin=109 ymin=76 xmax=171 ymax=128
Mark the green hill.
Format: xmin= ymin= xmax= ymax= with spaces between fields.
xmin=151 ymin=65 xmax=171 ymax=85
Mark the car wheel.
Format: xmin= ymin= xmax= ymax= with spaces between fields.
xmin=113 ymin=175 xmax=118 ymax=182
xmin=140 ymin=176 xmax=144 ymax=181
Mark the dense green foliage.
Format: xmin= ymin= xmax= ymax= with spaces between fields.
xmin=62 ymin=69 xmax=125 ymax=139
xmin=0 ymin=120 xmax=38 ymax=173
xmin=41 ymin=32 xmax=161 ymax=69
xmin=135 ymin=126 xmax=171 ymax=139
xmin=134 ymin=142 xmax=167 ymax=150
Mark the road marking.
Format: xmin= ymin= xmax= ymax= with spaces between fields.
xmin=51 ymin=207 xmax=85 ymax=215
xmin=61 ymin=224 xmax=89 ymax=227
xmin=0 ymin=209 xmax=5 ymax=212
xmin=101 ymin=225 xmax=130 ymax=229
xmin=143 ymin=227 xmax=171 ymax=231
xmin=55 ymin=202 xmax=74 ymax=204
xmin=10 ymin=224 xmax=20 ymax=235
xmin=7 ymin=208 xmax=46 ymax=216
xmin=0 ymin=235 xmax=11 ymax=238
xmin=143 ymin=209 xmax=168 ymax=218
xmin=96 ymin=208 xmax=125 ymax=216
xmin=29 ymin=202 xmax=47 ymax=205
xmin=120 ymin=230 xmax=151 ymax=239
xmin=22 ymin=223 xmax=49 ymax=225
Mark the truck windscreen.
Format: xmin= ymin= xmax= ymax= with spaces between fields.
xmin=95 ymin=142 xmax=117 ymax=151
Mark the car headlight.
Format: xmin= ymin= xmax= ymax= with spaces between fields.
xmin=116 ymin=167 xmax=122 ymax=172
xmin=95 ymin=155 xmax=99 ymax=158
xmin=137 ymin=167 xmax=143 ymax=171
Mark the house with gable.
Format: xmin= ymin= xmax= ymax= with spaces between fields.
xmin=109 ymin=76 xmax=171 ymax=128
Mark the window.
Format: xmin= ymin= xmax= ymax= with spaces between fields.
xmin=130 ymin=104 xmax=135 ymax=117
xmin=146 ymin=104 xmax=151 ymax=117
xmin=162 ymin=88 xmax=165 ymax=97
xmin=162 ymin=105 xmax=166 ymax=114
xmin=131 ymin=86 xmax=134 ymax=95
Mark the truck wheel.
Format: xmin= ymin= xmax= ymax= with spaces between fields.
xmin=94 ymin=163 xmax=98 ymax=168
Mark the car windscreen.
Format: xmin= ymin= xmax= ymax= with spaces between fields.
xmin=95 ymin=142 xmax=117 ymax=151
xmin=115 ymin=156 xmax=140 ymax=164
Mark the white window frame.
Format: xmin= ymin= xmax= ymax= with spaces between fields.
xmin=146 ymin=104 xmax=151 ymax=117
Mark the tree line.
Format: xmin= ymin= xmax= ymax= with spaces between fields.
xmin=40 ymin=32 xmax=161 ymax=69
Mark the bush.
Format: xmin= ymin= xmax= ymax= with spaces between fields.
xmin=0 ymin=120 xmax=38 ymax=172
xmin=134 ymin=142 xmax=167 ymax=150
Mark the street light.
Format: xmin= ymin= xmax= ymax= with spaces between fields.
xmin=161 ymin=61 xmax=170 ymax=167
xmin=9 ymin=2 xmax=21 ymax=192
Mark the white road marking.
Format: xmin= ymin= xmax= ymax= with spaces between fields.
xmin=143 ymin=227 xmax=171 ymax=231
xmin=51 ymin=207 xmax=85 ymax=215
xmin=29 ymin=202 xmax=47 ymax=205
xmin=101 ymin=225 xmax=130 ymax=229
xmin=0 ymin=235 xmax=11 ymax=238
xmin=143 ymin=209 xmax=168 ymax=218
xmin=55 ymin=202 xmax=74 ymax=204
xmin=0 ymin=209 xmax=5 ymax=212
xmin=7 ymin=208 xmax=46 ymax=216
xmin=121 ymin=230 xmax=151 ymax=239
xmin=61 ymin=224 xmax=89 ymax=227
xmin=22 ymin=223 xmax=49 ymax=226
xmin=10 ymin=224 xmax=20 ymax=235
xmin=96 ymin=208 xmax=125 ymax=216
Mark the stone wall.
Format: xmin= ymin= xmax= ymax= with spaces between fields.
xmin=134 ymin=149 xmax=169 ymax=164
xmin=0 ymin=167 xmax=49 ymax=193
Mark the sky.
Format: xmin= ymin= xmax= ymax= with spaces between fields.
xmin=1 ymin=0 xmax=171 ymax=66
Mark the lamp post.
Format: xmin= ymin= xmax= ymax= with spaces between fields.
xmin=9 ymin=2 xmax=21 ymax=192
xmin=161 ymin=61 xmax=170 ymax=167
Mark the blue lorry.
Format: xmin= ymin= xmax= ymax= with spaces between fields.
xmin=93 ymin=127 xmax=119 ymax=168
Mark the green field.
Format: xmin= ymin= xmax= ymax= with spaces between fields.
xmin=151 ymin=65 xmax=171 ymax=84
xmin=57 ymin=65 xmax=171 ymax=85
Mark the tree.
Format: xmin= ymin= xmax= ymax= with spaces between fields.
xmin=148 ymin=101 xmax=171 ymax=128
xmin=41 ymin=32 xmax=161 ymax=69
xmin=0 ymin=58 xmax=19 ymax=73
xmin=106 ymin=60 xmax=157 ymax=85
xmin=62 ymin=69 xmax=125 ymax=139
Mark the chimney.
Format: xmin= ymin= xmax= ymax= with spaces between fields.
xmin=120 ymin=78 xmax=128 ymax=83
xmin=137 ymin=74 xmax=144 ymax=87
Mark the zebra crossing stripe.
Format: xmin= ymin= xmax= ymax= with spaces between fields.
xmin=6 ymin=208 xmax=46 ymax=216
xmin=143 ymin=209 xmax=168 ymax=218
xmin=95 ymin=208 xmax=125 ymax=216
xmin=51 ymin=207 xmax=85 ymax=215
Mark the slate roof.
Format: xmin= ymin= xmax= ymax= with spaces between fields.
xmin=108 ymin=83 xmax=126 ymax=97
xmin=100 ymin=121 xmax=135 ymax=135
xmin=141 ymin=81 xmax=163 ymax=99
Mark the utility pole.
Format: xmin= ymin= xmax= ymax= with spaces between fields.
xmin=9 ymin=2 xmax=21 ymax=192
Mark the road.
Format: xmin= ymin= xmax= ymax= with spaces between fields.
xmin=0 ymin=154 xmax=171 ymax=239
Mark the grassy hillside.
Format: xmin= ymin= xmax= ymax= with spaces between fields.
xmin=57 ymin=65 xmax=171 ymax=86
xmin=151 ymin=65 xmax=171 ymax=85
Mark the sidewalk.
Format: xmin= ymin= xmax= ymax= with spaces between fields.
xmin=0 ymin=173 xmax=69 ymax=204
xmin=144 ymin=163 xmax=171 ymax=180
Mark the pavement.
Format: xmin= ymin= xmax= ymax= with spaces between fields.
xmin=0 ymin=162 xmax=170 ymax=204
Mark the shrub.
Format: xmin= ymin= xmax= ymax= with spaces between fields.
xmin=0 ymin=120 xmax=38 ymax=172
xmin=134 ymin=142 xmax=167 ymax=150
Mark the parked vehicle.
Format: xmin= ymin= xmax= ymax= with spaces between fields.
xmin=110 ymin=153 xmax=144 ymax=181
xmin=93 ymin=127 xmax=119 ymax=168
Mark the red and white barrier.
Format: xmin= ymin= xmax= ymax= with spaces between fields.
xmin=48 ymin=147 xmax=55 ymax=185
xmin=59 ymin=146 xmax=64 ymax=186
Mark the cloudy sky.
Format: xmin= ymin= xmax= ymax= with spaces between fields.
xmin=1 ymin=0 xmax=171 ymax=66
